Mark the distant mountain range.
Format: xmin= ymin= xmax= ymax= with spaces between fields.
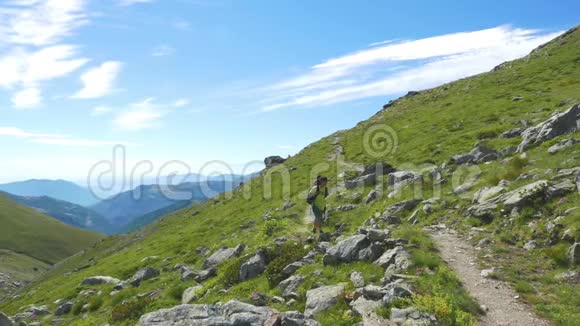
xmin=0 ymin=179 xmax=99 ymax=206
xmin=1 ymin=191 xmax=113 ymax=234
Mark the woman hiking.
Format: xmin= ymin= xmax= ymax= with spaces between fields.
xmin=307 ymin=176 xmax=329 ymax=240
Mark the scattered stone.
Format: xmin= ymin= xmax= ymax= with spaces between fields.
xmin=323 ymin=234 xmax=370 ymax=265
xmin=0 ymin=312 xmax=13 ymax=326
xmin=203 ymin=245 xmax=245 ymax=269
xmin=383 ymin=199 xmax=421 ymax=216
xmin=304 ymin=284 xmax=345 ymax=318
xmin=374 ymin=246 xmax=406 ymax=269
xmin=182 ymin=285 xmax=203 ymax=304
xmin=548 ymin=138 xmax=579 ymax=154
xmin=80 ymin=276 xmax=121 ymax=286
xmin=280 ymin=311 xmax=321 ymax=326
xmin=500 ymin=127 xmax=524 ymax=138
xmin=130 ymin=267 xmax=160 ymax=287
xmin=265 ymin=156 xmax=286 ymax=168
xmin=250 ymin=292 xmax=269 ymax=306
xmin=390 ymin=307 xmax=437 ymax=325
xmin=472 ymin=186 xmax=506 ymax=204
xmin=366 ymin=189 xmax=379 ymax=204
xmin=517 ymin=104 xmax=580 ymax=152
xmin=478 ymin=238 xmax=491 ymax=246
xmin=336 ymin=204 xmax=357 ymax=212
xmin=512 ymin=96 xmax=523 ymax=101
xmin=388 ymin=171 xmax=422 ymax=188
xmin=54 ymin=302 xmax=73 ymax=316
xmin=350 ymin=271 xmax=365 ymax=288
xmin=357 ymin=242 xmax=384 ymax=262
xmin=350 ymin=296 xmax=382 ymax=317
xmin=547 ymin=179 xmax=577 ymax=198
xmin=345 ymin=173 xmax=377 ymax=189
xmin=180 ymin=267 xmax=198 ymax=282
xmin=195 ymin=268 xmax=217 ymax=282
xmin=279 ymin=275 xmax=306 ymax=297
xmin=240 ymin=250 xmax=268 ymax=281
xmin=281 ymin=262 xmax=305 ymax=278
xmin=196 ymin=247 xmax=210 ymax=256
xmin=382 ymin=284 xmax=413 ymax=305
xmin=555 ymin=270 xmax=579 ymax=283
xmin=524 ymin=240 xmax=537 ymax=250
xmin=272 ymin=296 xmax=285 ymax=304
xmin=451 ymin=144 xmax=499 ymax=165
xmin=364 ymin=228 xmax=390 ymax=242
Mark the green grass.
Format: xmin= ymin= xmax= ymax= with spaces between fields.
xmin=1 ymin=25 xmax=579 ymax=325
xmin=0 ymin=194 xmax=104 ymax=265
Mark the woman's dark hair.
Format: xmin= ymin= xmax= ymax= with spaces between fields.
xmin=315 ymin=175 xmax=328 ymax=186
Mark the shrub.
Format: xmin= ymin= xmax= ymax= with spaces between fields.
xmin=412 ymin=250 xmax=441 ymax=269
xmin=71 ymin=301 xmax=86 ymax=316
xmin=88 ymin=296 xmax=104 ymax=312
xmin=167 ymin=283 xmax=187 ymax=301
xmin=264 ymin=242 xmax=309 ymax=287
xmin=219 ymin=256 xmax=247 ymax=287
xmin=111 ymin=298 xmax=152 ymax=323
xmin=543 ymin=243 xmax=570 ymax=267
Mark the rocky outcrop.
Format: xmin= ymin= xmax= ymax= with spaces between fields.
xmin=264 ymin=156 xmax=286 ymax=168
xmin=345 ymin=173 xmax=377 ymax=189
xmin=203 ymin=245 xmax=244 ymax=269
xmin=388 ymin=171 xmax=422 ymax=188
xmin=472 ymin=186 xmax=506 ymax=204
xmin=80 ymin=276 xmax=121 ymax=286
xmin=323 ymin=235 xmax=370 ymax=265
xmin=500 ymin=127 xmax=524 ymax=138
xmin=451 ymin=144 xmax=499 ymax=165
xmin=239 ymin=250 xmax=268 ymax=281
xmin=304 ymin=284 xmax=345 ymax=318
xmin=130 ymin=267 xmax=160 ymax=287
xmin=390 ymin=307 xmax=437 ymax=325
xmin=548 ymin=138 xmax=578 ymax=154
xmin=0 ymin=312 xmax=13 ymax=326
xmin=138 ymin=300 xmax=280 ymax=326
xmin=517 ymin=104 xmax=579 ymax=152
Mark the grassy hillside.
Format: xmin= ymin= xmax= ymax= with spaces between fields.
xmin=0 ymin=194 xmax=104 ymax=265
xmin=0 ymin=26 xmax=578 ymax=325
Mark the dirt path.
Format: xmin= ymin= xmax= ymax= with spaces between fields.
xmin=428 ymin=227 xmax=550 ymax=326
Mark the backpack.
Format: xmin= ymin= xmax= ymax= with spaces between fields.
xmin=306 ymin=186 xmax=318 ymax=205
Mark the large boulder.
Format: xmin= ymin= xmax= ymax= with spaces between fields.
xmin=499 ymin=180 xmax=549 ymax=211
xmin=130 ymin=267 xmax=160 ymax=287
xmin=345 ymin=173 xmax=377 ymax=189
xmin=203 ymin=245 xmax=244 ymax=269
xmin=451 ymin=145 xmax=499 ymax=165
xmin=80 ymin=276 xmax=121 ymax=286
xmin=239 ymin=250 xmax=268 ymax=281
xmin=304 ymin=284 xmax=345 ymax=318
xmin=569 ymin=243 xmax=580 ymax=265
xmin=517 ymin=104 xmax=580 ymax=152
xmin=0 ymin=312 xmax=13 ymax=326
xmin=264 ymin=156 xmax=286 ymax=168
xmin=138 ymin=300 xmax=278 ymax=326
xmin=390 ymin=307 xmax=437 ymax=325
xmin=323 ymin=235 xmax=370 ymax=265
xmin=278 ymin=275 xmax=306 ymax=297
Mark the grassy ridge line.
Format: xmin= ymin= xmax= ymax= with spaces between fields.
xmin=0 ymin=194 xmax=104 ymax=265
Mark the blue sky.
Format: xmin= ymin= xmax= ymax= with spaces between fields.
xmin=0 ymin=0 xmax=578 ymax=185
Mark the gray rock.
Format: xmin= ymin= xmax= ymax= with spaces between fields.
xmin=323 ymin=234 xmax=370 ymax=265
xmin=345 ymin=173 xmax=377 ymax=189
xmin=512 ymin=96 xmax=523 ymax=101
xmin=364 ymin=229 xmax=390 ymax=243
xmin=383 ymin=199 xmax=421 ymax=216
xmin=350 ymin=296 xmax=382 ymax=317
xmin=358 ymin=242 xmax=384 ymax=262
xmin=54 ymin=301 xmax=73 ymax=316
xmin=350 ymin=271 xmax=365 ymax=288
xmin=130 ymin=267 xmax=160 ymax=287
xmin=524 ymin=240 xmax=537 ymax=250
xmin=388 ymin=171 xmax=422 ymax=187
xmin=499 ymin=146 xmax=517 ymax=158
xmin=362 ymin=285 xmax=387 ymax=300
xmin=366 ymin=189 xmax=380 ymax=204
xmin=279 ymin=275 xmax=306 ymax=297
xmin=407 ymin=210 xmax=419 ymax=225
xmin=0 ymin=312 xmax=13 ymax=326
xmin=548 ymin=138 xmax=579 ymax=154
xmin=80 ymin=276 xmax=121 ymax=286
xmin=472 ymin=186 xmax=506 ymax=204
xmin=374 ymin=246 xmax=409 ymax=271
xmin=382 ymin=284 xmax=413 ymax=305
xmin=195 ymin=268 xmax=217 ymax=282
xmin=390 ymin=307 xmax=437 ymax=325
xmin=304 ymin=284 xmax=345 ymax=318
xmin=517 ymin=104 xmax=580 ymax=152
xmin=547 ymin=179 xmax=577 ymax=198
xmin=500 ymin=127 xmax=524 ymax=138
xmin=182 ymin=285 xmax=203 ymax=304
xmin=569 ymin=243 xmax=580 ymax=265
xmin=180 ymin=267 xmax=199 ymax=282
xmin=265 ymin=156 xmax=286 ymax=168
xmin=240 ymin=250 xmax=268 ymax=281
xmin=467 ymin=202 xmax=498 ymax=222
xmin=272 ymin=296 xmax=285 ymax=304
xmin=281 ymin=311 xmax=321 ymax=326
xmin=281 ymin=262 xmax=305 ymax=278
xmin=203 ymin=245 xmax=244 ymax=269
xmin=336 ymin=204 xmax=357 ymax=212
xmin=562 ymin=229 xmax=575 ymax=242
xmin=451 ymin=145 xmax=499 ymax=165
xmin=554 ymin=270 xmax=579 ymax=283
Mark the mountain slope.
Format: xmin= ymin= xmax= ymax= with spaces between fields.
xmin=0 ymin=194 xmax=104 ymax=265
xmin=118 ymin=200 xmax=193 ymax=234
xmin=91 ymin=180 xmax=238 ymax=227
xmin=1 ymin=26 xmax=578 ymax=325
xmin=1 ymin=192 xmax=114 ymax=234
xmin=0 ymin=179 xmax=98 ymax=206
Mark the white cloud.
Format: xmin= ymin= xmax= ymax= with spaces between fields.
xmin=119 ymin=0 xmax=154 ymax=6
xmin=0 ymin=126 xmax=133 ymax=146
xmin=91 ymin=106 xmax=112 ymax=116
xmin=11 ymin=87 xmax=43 ymax=108
xmin=172 ymin=98 xmax=190 ymax=108
xmin=260 ymin=26 xmax=562 ymax=111
xmin=152 ymin=45 xmax=175 ymax=57
xmin=72 ymin=61 xmax=123 ymax=99
xmin=113 ymin=98 xmax=165 ymax=131
xmin=0 ymin=0 xmax=88 ymax=46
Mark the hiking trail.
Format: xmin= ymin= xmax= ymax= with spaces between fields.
xmin=428 ymin=226 xmax=550 ymax=326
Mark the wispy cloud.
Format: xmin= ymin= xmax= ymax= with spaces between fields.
xmin=152 ymin=44 xmax=175 ymax=57
xmin=11 ymin=87 xmax=42 ymax=109
xmin=72 ymin=61 xmax=123 ymax=99
xmin=119 ymin=0 xmax=154 ymax=6
xmin=0 ymin=126 xmax=132 ymax=147
xmin=91 ymin=106 xmax=113 ymax=117
xmin=259 ymin=26 xmax=562 ymax=112
xmin=113 ymin=97 xmax=190 ymax=130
